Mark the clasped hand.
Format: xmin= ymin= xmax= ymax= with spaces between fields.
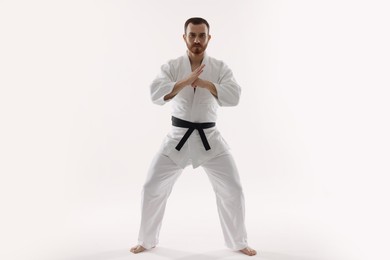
xmin=184 ymin=64 xmax=208 ymax=89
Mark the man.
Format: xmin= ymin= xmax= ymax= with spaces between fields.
xmin=130 ymin=17 xmax=257 ymax=256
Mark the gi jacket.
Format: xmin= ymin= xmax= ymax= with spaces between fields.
xmin=150 ymin=51 xmax=241 ymax=169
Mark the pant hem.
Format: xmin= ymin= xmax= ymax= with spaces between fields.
xmin=225 ymin=243 xmax=249 ymax=251
xmin=138 ymin=240 xmax=157 ymax=250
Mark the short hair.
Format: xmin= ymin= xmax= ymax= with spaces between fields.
xmin=184 ymin=17 xmax=210 ymax=34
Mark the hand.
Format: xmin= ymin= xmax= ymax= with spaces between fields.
xmin=185 ymin=64 xmax=205 ymax=86
xmin=191 ymin=78 xmax=202 ymax=88
xmin=191 ymin=78 xmax=218 ymax=97
xmin=191 ymin=78 xmax=209 ymax=89
xmin=163 ymin=64 xmax=205 ymax=101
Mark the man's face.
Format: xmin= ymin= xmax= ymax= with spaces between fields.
xmin=183 ymin=23 xmax=211 ymax=55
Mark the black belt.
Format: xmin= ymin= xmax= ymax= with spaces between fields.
xmin=171 ymin=116 xmax=216 ymax=151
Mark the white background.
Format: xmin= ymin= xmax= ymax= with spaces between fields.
xmin=1 ymin=0 xmax=389 ymax=259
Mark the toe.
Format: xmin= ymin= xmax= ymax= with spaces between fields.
xmin=240 ymin=247 xmax=257 ymax=256
xmin=130 ymin=245 xmax=145 ymax=254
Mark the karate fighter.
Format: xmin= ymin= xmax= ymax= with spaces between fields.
xmin=130 ymin=17 xmax=257 ymax=256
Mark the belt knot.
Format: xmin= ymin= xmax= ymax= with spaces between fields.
xmin=171 ymin=116 xmax=216 ymax=151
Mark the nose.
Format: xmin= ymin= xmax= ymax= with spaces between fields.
xmin=194 ymin=36 xmax=200 ymax=43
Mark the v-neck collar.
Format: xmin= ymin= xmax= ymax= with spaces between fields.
xmin=184 ymin=51 xmax=208 ymax=93
xmin=185 ymin=50 xmax=208 ymax=70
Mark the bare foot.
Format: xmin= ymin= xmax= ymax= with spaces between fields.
xmin=130 ymin=245 xmax=155 ymax=254
xmin=239 ymin=246 xmax=257 ymax=256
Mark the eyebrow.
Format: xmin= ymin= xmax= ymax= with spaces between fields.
xmin=188 ymin=32 xmax=207 ymax=35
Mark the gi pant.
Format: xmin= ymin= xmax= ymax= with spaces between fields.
xmin=136 ymin=150 xmax=249 ymax=250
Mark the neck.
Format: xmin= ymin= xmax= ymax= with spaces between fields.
xmin=187 ymin=50 xmax=205 ymax=65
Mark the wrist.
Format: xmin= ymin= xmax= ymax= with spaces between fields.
xmin=204 ymin=80 xmax=213 ymax=90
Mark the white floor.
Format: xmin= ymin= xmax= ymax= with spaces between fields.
xmin=2 ymin=163 xmax=389 ymax=260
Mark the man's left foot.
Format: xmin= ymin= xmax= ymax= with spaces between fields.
xmin=239 ymin=246 xmax=257 ymax=256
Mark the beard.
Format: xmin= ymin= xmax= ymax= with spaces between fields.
xmin=187 ymin=43 xmax=207 ymax=55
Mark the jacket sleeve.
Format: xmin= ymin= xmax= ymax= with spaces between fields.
xmin=149 ymin=62 xmax=177 ymax=105
xmin=213 ymin=62 xmax=241 ymax=106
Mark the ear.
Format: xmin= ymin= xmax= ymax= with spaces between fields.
xmin=182 ymin=34 xmax=186 ymax=41
xmin=208 ymin=34 xmax=211 ymax=41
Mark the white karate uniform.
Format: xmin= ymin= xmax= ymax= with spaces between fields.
xmin=136 ymin=51 xmax=249 ymax=250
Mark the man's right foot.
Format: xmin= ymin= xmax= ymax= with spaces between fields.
xmin=130 ymin=245 xmax=155 ymax=254
xmin=130 ymin=245 xmax=146 ymax=254
xmin=239 ymin=246 xmax=257 ymax=256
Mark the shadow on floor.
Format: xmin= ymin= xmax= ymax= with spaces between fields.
xmin=148 ymin=247 xmax=236 ymax=260
xmin=61 ymin=247 xmax=322 ymax=260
